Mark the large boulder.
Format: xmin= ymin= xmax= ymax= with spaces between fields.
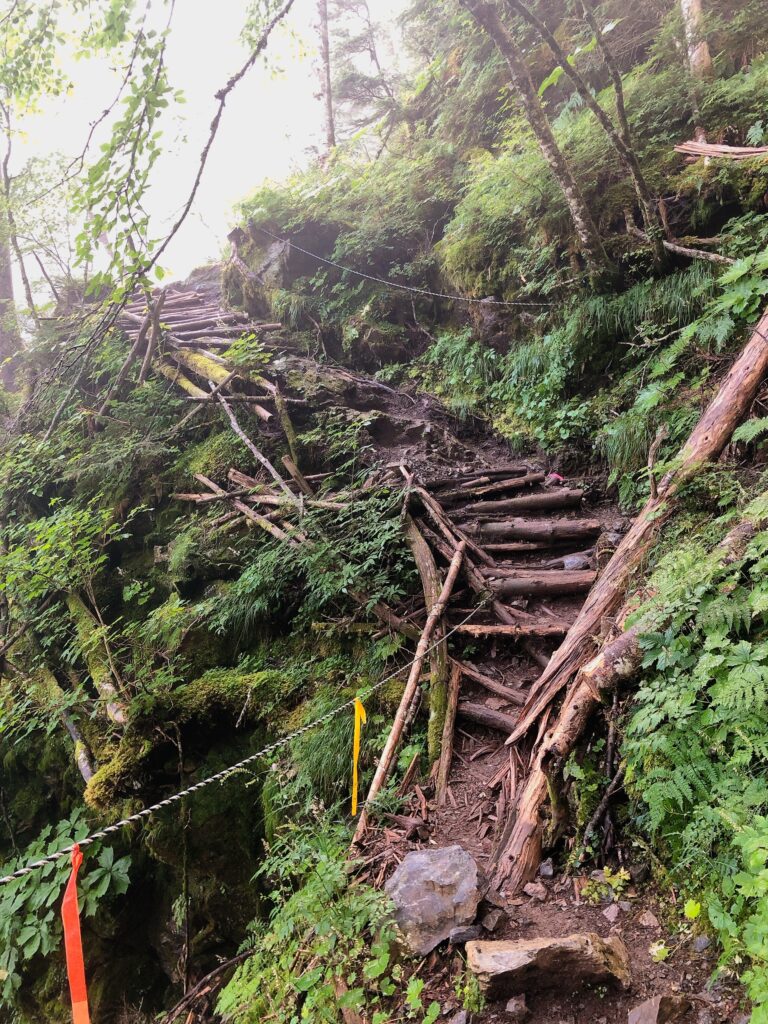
xmin=384 ymin=845 xmax=483 ymax=955
xmin=465 ymin=933 xmax=631 ymax=1000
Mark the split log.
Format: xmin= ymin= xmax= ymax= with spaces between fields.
xmin=454 ymin=622 xmax=569 ymax=638
xmin=455 ymin=489 xmax=584 ymax=516
xmin=438 ymin=473 xmax=546 ymax=503
xmin=488 ymin=569 xmax=596 ymax=597
xmin=458 ymin=702 xmax=519 ymax=733
xmin=404 ymin=517 xmax=451 ymax=760
xmin=464 ymin=518 xmax=602 ymax=543
xmin=282 ymin=456 xmax=314 ymax=496
xmin=508 ymin=307 xmax=768 ymax=744
xmin=436 ymin=662 xmax=462 ymax=805
xmin=675 ymin=139 xmax=768 ymax=160
xmin=352 ymin=541 xmax=465 ymax=845
xmin=451 ymin=658 xmax=526 ymax=704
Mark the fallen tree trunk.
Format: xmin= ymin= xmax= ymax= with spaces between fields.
xmin=508 ymin=307 xmax=768 ymax=744
xmin=352 ymin=541 xmax=465 ymax=845
xmin=456 ymin=489 xmax=584 ymax=516
xmin=493 ymin=507 xmax=767 ymax=889
xmin=464 ymin=518 xmax=602 ymax=543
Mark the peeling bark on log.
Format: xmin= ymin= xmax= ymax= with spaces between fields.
xmin=509 ymin=307 xmax=768 ymax=744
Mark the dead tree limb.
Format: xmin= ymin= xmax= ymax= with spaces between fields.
xmin=352 ymin=541 xmax=465 ymax=845
xmin=436 ymin=662 xmax=462 ymax=805
xmin=214 ymin=390 xmax=297 ymax=504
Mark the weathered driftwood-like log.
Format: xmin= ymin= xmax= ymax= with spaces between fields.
xmin=492 ymin=624 xmax=643 ymax=889
xmin=436 ymin=662 xmax=462 ymax=805
xmin=352 ymin=541 xmax=465 ymax=845
xmin=454 ymin=622 xmax=569 ymax=638
xmin=455 ymin=489 xmax=584 ymax=516
xmin=411 ymin=482 xmax=496 ymax=567
xmin=282 ymin=455 xmax=313 ymax=496
xmin=464 ymin=518 xmax=602 ymax=543
xmin=438 ymin=473 xmax=545 ymax=503
xmin=508 ymin=307 xmax=768 ymax=744
xmin=405 ymin=517 xmax=450 ymax=761
xmin=458 ymin=701 xmax=518 ymax=733
xmin=215 ymin=392 xmax=297 ymax=503
xmin=494 ymin=508 xmax=768 ymax=890
xmin=675 ymin=139 xmax=768 ymax=160
xmin=451 ymin=658 xmax=526 ymax=705
xmin=488 ymin=569 xmax=596 ymax=597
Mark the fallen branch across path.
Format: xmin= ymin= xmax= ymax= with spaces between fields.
xmin=458 ymin=701 xmax=519 ymax=733
xmin=453 ymin=622 xmax=569 ymax=639
xmin=352 ymin=541 xmax=466 ymax=846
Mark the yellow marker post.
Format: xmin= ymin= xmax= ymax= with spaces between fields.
xmin=351 ymin=698 xmax=367 ymax=816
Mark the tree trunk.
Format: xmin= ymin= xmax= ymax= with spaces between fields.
xmin=681 ymin=0 xmax=714 ymax=80
xmin=508 ymin=307 xmax=768 ymax=744
xmin=461 ymin=0 xmax=614 ymax=287
xmin=506 ymin=0 xmax=667 ymax=268
xmin=317 ymin=0 xmax=336 ymax=152
xmin=0 ymin=220 xmax=19 ymax=390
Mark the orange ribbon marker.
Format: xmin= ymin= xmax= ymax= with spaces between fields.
xmin=351 ymin=698 xmax=367 ymax=816
xmin=61 ymin=844 xmax=91 ymax=1024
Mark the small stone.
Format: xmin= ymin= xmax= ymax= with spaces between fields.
xmin=504 ymin=994 xmax=529 ymax=1021
xmin=523 ymin=881 xmax=547 ymax=900
xmin=692 ymin=934 xmax=711 ymax=953
xmin=697 ymin=1011 xmax=715 ymax=1024
xmin=539 ymin=857 xmax=555 ymax=879
xmin=619 ymin=900 xmax=632 ymax=912
xmin=603 ymin=903 xmax=621 ymax=923
xmin=450 ymin=924 xmax=483 ymax=944
xmin=484 ymin=884 xmax=506 ymax=908
xmin=449 ymin=1013 xmax=468 ymax=1024
xmin=627 ymin=994 xmax=691 ymax=1024
xmin=482 ymin=907 xmax=509 ymax=933
xmin=638 ymin=910 xmax=661 ymax=929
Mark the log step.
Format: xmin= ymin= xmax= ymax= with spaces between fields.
xmin=452 ymin=658 xmax=527 ymax=705
xmin=438 ymin=473 xmax=545 ymax=504
xmin=458 ymin=702 xmax=519 ymax=733
xmin=464 ymin=517 xmax=602 ymax=543
xmin=487 ymin=569 xmax=596 ymax=597
xmin=454 ymin=489 xmax=584 ymax=516
xmin=454 ymin=622 xmax=570 ymax=638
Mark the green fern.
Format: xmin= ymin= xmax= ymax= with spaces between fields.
xmin=733 ymin=417 xmax=768 ymax=445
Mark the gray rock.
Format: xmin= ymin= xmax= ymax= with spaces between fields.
xmin=482 ymin=907 xmax=509 ymax=932
xmin=505 ymin=995 xmax=529 ymax=1021
xmin=603 ymin=903 xmax=621 ymax=923
xmin=627 ymin=994 xmax=691 ymax=1024
xmin=638 ymin=910 xmax=660 ymax=929
xmin=385 ymin=845 xmax=483 ymax=955
xmin=450 ymin=924 xmax=483 ymax=944
xmin=466 ymin=933 xmax=631 ymax=999
xmin=449 ymin=1013 xmax=468 ymax=1024
xmin=539 ymin=857 xmax=555 ymax=878
xmin=692 ymin=934 xmax=711 ymax=953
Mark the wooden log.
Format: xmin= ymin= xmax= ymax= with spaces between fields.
xmin=455 ymin=489 xmax=584 ymax=516
xmin=489 ymin=569 xmax=596 ymax=597
xmin=352 ymin=542 xmax=466 ymax=845
xmin=404 ymin=517 xmax=451 ymax=761
xmin=464 ymin=518 xmax=602 ymax=543
xmin=428 ymin=466 xmax=529 ymax=489
xmin=154 ymin=360 xmax=209 ymax=398
xmin=438 ymin=473 xmax=546 ymax=503
xmin=436 ymin=662 xmax=462 ymax=805
xmin=458 ymin=701 xmax=519 ymax=733
xmin=508 ymin=307 xmax=768 ymax=744
xmin=410 ymin=480 xmax=496 ymax=567
xmin=454 ymin=622 xmax=569 ymax=638
xmin=215 ymin=393 xmax=297 ymax=502
xmin=451 ymin=658 xmax=527 ymax=705
xmin=282 ymin=456 xmax=314 ymax=496
xmin=195 ymin=474 xmax=299 ymax=545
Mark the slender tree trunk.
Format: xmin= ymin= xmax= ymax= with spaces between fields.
xmin=461 ymin=0 xmax=614 ymax=287
xmin=680 ymin=0 xmax=713 ymax=141
xmin=0 ymin=224 xmax=19 ymax=390
xmin=317 ymin=0 xmax=336 ymax=152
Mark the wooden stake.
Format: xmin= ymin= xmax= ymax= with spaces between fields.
xmin=436 ymin=662 xmax=462 ymax=805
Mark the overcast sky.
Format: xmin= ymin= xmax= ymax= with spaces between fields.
xmin=16 ymin=0 xmax=408 ymax=282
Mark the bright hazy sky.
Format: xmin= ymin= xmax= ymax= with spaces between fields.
xmin=17 ymin=0 xmax=408 ymax=281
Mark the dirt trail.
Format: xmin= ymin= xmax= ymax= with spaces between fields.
xmin=128 ymin=283 xmax=738 ymax=1023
